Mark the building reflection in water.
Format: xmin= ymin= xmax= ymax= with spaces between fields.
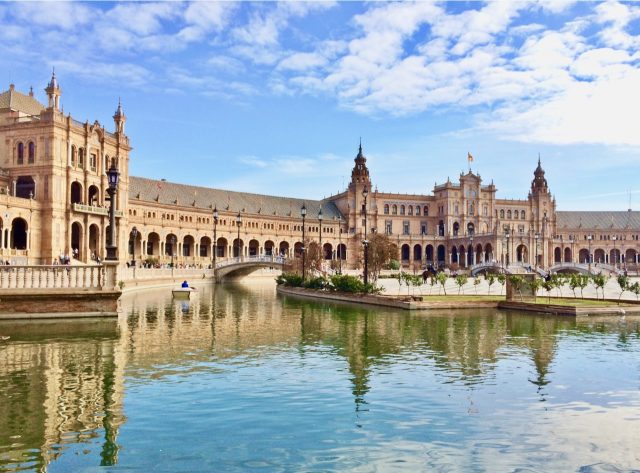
xmin=1 ymin=281 xmax=639 ymax=471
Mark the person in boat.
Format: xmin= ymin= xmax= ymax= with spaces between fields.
xmin=181 ymin=280 xmax=189 ymax=288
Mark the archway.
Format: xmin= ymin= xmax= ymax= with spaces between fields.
xmin=16 ymin=176 xmax=35 ymax=199
xmin=264 ymin=240 xmax=275 ymax=256
xmin=337 ymin=243 xmax=346 ymax=260
xmin=183 ymin=235 xmax=195 ymax=257
xmin=233 ymin=238 xmax=244 ymax=257
xmin=451 ymin=246 xmax=458 ymax=264
xmin=71 ymin=221 xmax=82 ymax=259
xmin=453 ymin=222 xmax=459 ymax=236
xmin=147 ymin=232 xmax=160 ymax=257
xmin=579 ymin=248 xmax=589 ymax=263
xmin=594 ymin=248 xmax=605 ymax=264
xmin=401 ymin=244 xmax=410 ymax=261
xmin=249 ymin=239 xmax=259 ymax=257
xmin=200 ymin=236 xmax=211 ymax=258
xmin=413 ymin=244 xmax=422 ymax=262
xmin=88 ymin=185 xmax=100 ymax=206
xmin=279 ymin=241 xmax=289 ymax=257
xmin=294 ymin=242 xmax=303 ymax=258
xmin=484 ymin=243 xmax=493 ymax=263
xmin=216 ymin=237 xmax=228 ymax=258
xmin=626 ymin=249 xmax=637 ymax=266
xmin=11 ymin=218 xmax=28 ymax=250
xmin=165 ymin=234 xmax=178 ymax=257
xmin=475 ymin=244 xmax=483 ymax=264
xmin=438 ymin=220 xmax=444 ymax=236
xmin=437 ymin=245 xmax=445 ymax=264
xmin=610 ymin=249 xmax=620 ymax=266
xmin=425 ymin=244 xmax=434 ymax=263
xmin=554 ymin=247 xmax=561 ymax=263
xmin=89 ymin=224 xmax=99 ymax=260
xmin=70 ymin=181 xmax=82 ymax=204
xmin=516 ymin=244 xmax=528 ymax=263
xmin=467 ymin=222 xmax=475 ymax=235
xmin=564 ymin=247 xmax=572 ymax=263
xmin=323 ymin=243 xmax=332 ymax=260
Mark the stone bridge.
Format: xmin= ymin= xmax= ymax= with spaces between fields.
xmin=214 ymin=255 xmax=288 ymax=281
xmin=548 ymin=262 xmax=623 ymax=276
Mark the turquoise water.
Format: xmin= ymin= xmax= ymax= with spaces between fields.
xmin=0 ymin=282 xmax=639 ymax=472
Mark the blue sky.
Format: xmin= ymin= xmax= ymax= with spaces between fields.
xmin=1 ymin=1 xmax=639 ymax=210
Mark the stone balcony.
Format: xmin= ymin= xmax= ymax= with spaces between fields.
xmin=73 ymin=203 xmax=123 ymax=218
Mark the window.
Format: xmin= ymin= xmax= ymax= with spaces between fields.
xmin=518 ymin=225 xmax=525 ymax=234
xmin=28 ymin=142 xmax=35 ymax=164
xmin=17 ymin=142 xmax=24 ymax=164
xmin=90 ymin=153 xmax=97 ymax=170
xmin=384 ymin=204 xmax=389 ymax=215
xmin=385 ymin=220 xmax=392 ymax=235
xmin=483 ymin=205 xmax=488 ymax=216
xmin=392 ymin=205 xmax=397 ymax=215
xmin=183 ymin=242 xmax=190 ymax=256
xmin=454 ymin=204 xmax=459 ymax=215
xmin=521 ymin=210 xmax=525 ymax=219
xmin=408 ymin=205 xmax=413 ymax=216
xmin=403 ymin=221 xmax=410 ymax=235
xmin=424 ymin=206 xmax=429 ymax=216
xmin=507 ymin=210 xmax=512 ymax=219
xmin=415 ymin=206 xmax=420 ymax=216
xmin=71 ymin=146 xmax=77 ymax=166
xmin=400 ymin=205 xmax=405 ymax=215
xmin=199 ymin=245 xmax=207 ymax=257
xmin=514 ymin=210 xmax=518 ymax=219
xmin=500 ymin=209 xmax=505 ymax=218
xmin=421 ymin=223 xmax=427 ymax=235
xmin=146 ymin=241 xmax=154 ymax=255
xmin=78 ymin=148 xmax=85 ymax=168
xmin=468 ymin=203 xmax=474 ymax=216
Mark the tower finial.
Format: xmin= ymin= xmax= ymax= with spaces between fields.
xmin=359 ymin=137 xmax=362 ymax=154
xmin=538 ymin=152 xmax=541 ymax=166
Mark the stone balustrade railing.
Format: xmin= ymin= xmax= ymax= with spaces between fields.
xmin=0 ymin=265 xmax=106 ymax=290
xmin=120 ymin=267 xmax=215 ymax=281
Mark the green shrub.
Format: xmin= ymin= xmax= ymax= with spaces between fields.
xmin=276 ymin=272 xmax=304 ymax=287
xmin=304 ymin=276 xmax=328 ymax=290
xmin=330 ymin=274 xmax=365 ymax=293
xmin=387 ymin=259 xmax=400 ymax=270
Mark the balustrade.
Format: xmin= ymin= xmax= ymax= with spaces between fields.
xmin=0 ymin=265 xmax=104 ymax=290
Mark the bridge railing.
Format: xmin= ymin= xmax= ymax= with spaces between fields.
xmin=120 ymin=267 xmax=215 ymax=281
xmin=215 ymin=255 xmax=287 ymax=269
xmin=0 ymin=265 xmax=105 ymax=290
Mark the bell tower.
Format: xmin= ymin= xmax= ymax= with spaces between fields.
xmin=44 ymin=70 xmax=61 ymax=111
xmin=113 ymin=98 xmax=126 ymax=134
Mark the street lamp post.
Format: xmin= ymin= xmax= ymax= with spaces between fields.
xmin=534 ymin=233 xmax=539 ymax=271
xmin=587 ymin=234 xmax=593 ymax=272
xmin=469 ymin=234 xmax=474 ymax=266
xmin=505 ymin=231 xmax=510 ymax=271
xmin=612 ymin=235 xmax=617 ymax=268
xmin=105 ymin=160 xmax=120 ymax=261
xmin=130 ymin=226 xmax=138 ymax=268
xmin=301 ymin=204 xmax=307 ymax=279
xmin=338 ymin=217 xmax=342 ymax=275
xmin=236 ymin=212 xmax=242 ymax=260
xmin=362 ymin=186 xmax=369 ymax=285
xmin=171 ymin=235 xmax=176 ymax=276
xmin=318 ymin=207 xmax=323 ymax=260
xmin=213 ymin=206 xmax=218 ymax=268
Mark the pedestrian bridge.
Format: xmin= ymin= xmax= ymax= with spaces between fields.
xmin=469 ymin=262 xmax=512 ymax=276
xmin=549 ymin=262 xmax=623 ymax=275
xmin=214 ymin=255 xmax=288 ymax=281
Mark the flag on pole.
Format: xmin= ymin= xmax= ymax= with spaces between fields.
xmin=467 ymin=152 xmax=474 ymax=163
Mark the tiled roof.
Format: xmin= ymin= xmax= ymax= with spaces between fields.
xmin=557 ymin=211 xmax=640 ymax=230
xmin=129 ymin=176 xmax=344 ymax=220
xmin=0 ymin=87 xmax=45 ymax=116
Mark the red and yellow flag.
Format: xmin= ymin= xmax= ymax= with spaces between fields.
xmin=468 ymin=152 xmax=474 ymax=163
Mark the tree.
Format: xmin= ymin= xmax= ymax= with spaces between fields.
xmin=568 ymin=274 xmax=579 ymax=298
xmin=508 ymin=275 xmax=525 ymax=301
xmin=306 ymin=240 xmax=323 ymax=274
xmin=577 ymin=274 xmax=590 ymax=299
xmin=473 ymin=276 xmax=481 ymax=294
xmin=529 ymin=277 xmax=542 ymax=300
xmin=630 ymin=282 xmax=640 ymax=301
xmin=542 ymin=278 xmax=555 ymax=303
xmin=497 ymin=273 xmax=506 ymax=295
xmin=436 ymin=271 xmax=448 ymax=295
xmin=486 ymin=273 xmax=496 ymax=295
xmin=455 ymin=274 xmax=468 ymax=294
xmin=617 ymin=274 xmax=629 ymax=302
xmin=592 ymin=273 xmax=608 ymax=300
xmin=355 ymin=233 xmax=397 ymax=283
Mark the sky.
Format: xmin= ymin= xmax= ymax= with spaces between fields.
xmin=1 ymin=1 xmax=639 ymax=210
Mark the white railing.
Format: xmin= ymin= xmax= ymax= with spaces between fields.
xmin=215 ymin=255 xmax=287 ymax=269
xmin=0 ymin=265 xmax=105 ymax=290
xmin=73 ymin=203 xmax=123 ymax=217
xmin=120 ymin=267 xmax=215 ymax=281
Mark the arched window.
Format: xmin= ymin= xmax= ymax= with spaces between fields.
xmin=78 ymin=148 xmax=85 ymax=168
xmin=415 ymin=206 xmax=420 ymax=216
xmin=400 ymin=205 xmax=405 ymax=215
xmin=424 ymin=206 xmax=429 ymax=216
xmin=521 ymin=210 xmax=525 ymax=219
xmin=392 ymin=205 xmax=397 ymax=215
xmin=500 ymin=209 xmax=504 ymax=219
xmin=513 ymin=210 xmax=518 ymax=219
xmin=384 ymin=204 xmax=389 ymax=215
xmin=17 ymin=142 xmax=24 ymax=164
xmin=71 ymin=145 xmax=76 ymax=166
xmin=507 ymin=210 xmax=512 ymax=219
xmin=408 ymin=205 xmax=413 ymax=216
xmin=28 ymin=141 xmax=35 ymax=164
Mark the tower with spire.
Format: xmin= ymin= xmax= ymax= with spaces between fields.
xmin=113 ymin=98 xmax=126 ymax=134
xmin=530 ymin=156 xmax=549 ymax=195
xmin=44 ymin=70 xmax=61 ymax=111
xmin=349 ymin=140 xmax=371 ymax=189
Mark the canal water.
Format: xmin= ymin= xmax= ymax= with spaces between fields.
xmin=0 ymin=281 xmax=639 ymax=472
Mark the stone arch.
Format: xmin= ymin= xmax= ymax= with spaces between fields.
xmin=475 ymin=244 xmax=483 ymax=264
xmin=182 ymin=235 xmax=195 ymax=257
xmin=564 ymin=247 xmax=572 ymax=263
xmin=413 ymin=244 xmax=422 ymax=262
xmin=453 ymin=222 xmax=460 ymax=236
xmin=16 ymin=176 xmax=35 ymax=199
xmin=401 ymin=244 xmax=410 ymax=261
xmin=233 ymin=238 xmax=244 ymax=257
xmin=264 ymin=240 xmax=275 ymax=256
xmin=88 ymin=224 xmax=100 ymax=260
xmin=249 ymin=239 xmax=259 ymax=256
xmin=425 ymin=244 xmax=434 ymax=263
xmin=71 ymin=221 xmax=82 ymax=259
xmin=294 ymin=241 xmax=303 ymax=258
xmin=147 ymin=232 xmax=161 ymax=257
xmin=625 ymin=248 xmax=637 ymax=265
xmin=11 ymin=217 xmax=28 ymax=250
xmin=467 ymin=222 xmax=475 ymax=235
xmin=451 ymin=246 xmax=459 ymax=264
xmin=279 ymin=241 xmax=290 ymax=257
xmin=610 ymin=248 xmax=620 ymax=265
xmin=579 ymin=248 xmax=589 ymax=263
xmin=216 ymin=237 xmax=228 ymax=258
xmin=70 ymin=181 xmax=82 ymax=204
xmin=554 ymin=247 xmax=561 ymax=263
xmin=594 ymin=248 xmax=605 ymax=263
xmin=323 ymin=242 xmax=332 ymax=260
xmin=200 ymin=236 xmax=211 ymax=258
xmin=516 ymin=244 xmax=528 ymax=263
xmin=438 ymin=220 xmax=444 ymax=236
xmin=437 ymin=244 xmax=445 ymax=264
xmin=484 ymin=243 xmax=493 ymax=263
xmin=337 ymin=243 xmax=347 ymax=260
xmin=88 ymin=185 xmax=100 ymax=206
xmin=166 ymin=233 xmax=178 ymax=256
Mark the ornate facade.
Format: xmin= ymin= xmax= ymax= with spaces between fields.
xmin=1 ymin=76 xmax=640 ymax=272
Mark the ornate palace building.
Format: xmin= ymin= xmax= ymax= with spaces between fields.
xmin=1 ymin=75 xmax=639 ymax=273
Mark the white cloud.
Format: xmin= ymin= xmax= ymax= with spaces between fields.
xmin=277 ymin=52 xmax=327 ymax=72
xmin=11 ymin=2 xmax=93 ymax=29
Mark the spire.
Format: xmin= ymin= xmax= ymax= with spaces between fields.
xmin=350 ymin=140 xmax=370 ymax=188
xmin=44 ymin=68 xmax=62 ymax=110
xmin=531 ymin=155 xmax=548 ymax=194
xmin=113 ymin=97 xmax=126 ymax=134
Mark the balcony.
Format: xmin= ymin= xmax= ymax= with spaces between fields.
xmin=73 ymin=203 xmax=123 ymax=218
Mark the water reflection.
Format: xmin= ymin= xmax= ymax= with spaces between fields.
xmin=0 ymin=281 xmax=639 ymax=472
